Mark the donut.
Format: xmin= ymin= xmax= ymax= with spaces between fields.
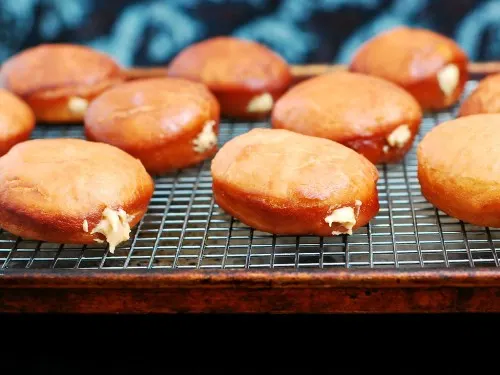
xmin=417 ymin=114 xmax=500 ymax=228
xmin=349 ymin=26 xmax=469 ymax=110
xmin=459 ymin=73 xmax=500 ymax=116
xmin=0 ymin=44 xmax=123 ymax=123
xmin=211 ymin=128 xmax=380 ymax=236
xmin=167 ymin=36 xmax=292 ymax=120
xmin=0 ymin=138 xmax=154 ymax=252
xmin=271 ymin=71 xmax=422 ymax=164
xmin=0 ymin=89 xmax=35 ymax=157
xmin=84 ymin=78 xmax=220 ymax=175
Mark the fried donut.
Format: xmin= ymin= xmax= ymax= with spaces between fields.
xmin=84 ymin=78 xmax=220 ymax=175
xmin=211 ymin=128 xmax=379 ymax=236
xmin=349 ymin=26 xmax=469 ymax=110
xmin=0 ymin=139 xmax=154 ymax=252
xmin=417 ymin=114 xmax=500 ymax=228
xmin=0 ymin=89 xmax=35 ymax=157
xmin=459 ymin=73 xmax=500 ymax=116
xmin=0 ymin=44 xmax=123 ymax=123
xmin=167 ymin=36 xmax=292 ymax=120
xmin=271 ymin=71 xmax=422 ymax=164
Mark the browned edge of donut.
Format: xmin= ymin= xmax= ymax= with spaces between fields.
xmin=212 ymin=86 xmax=290 ymax=120
xmin=25 ymin=76 xmax=125 ymax=123
xmin=417 ymin=167 xmax=500 ymax=228
xmin=458 ymin=73 xmax=500 ymax=117
xmin=271 ymin=114 xmax=422 ymax=165
xmin=212 ymin=179 xmax=380 ymax=237
xmin=0 ymin=182 xmax=154 ymax=245
xmin=0 ymin=128 xmax=33 ymax=158
xmin=417 ymin=152 xmax=500 ymax=228
xmin=342 ymin=119 xmax=421 ymax=164
xmin=85 ymin=119 xmax=220 ymax=175
xmin=402 ymin=58 xmax=469 ymax=110
xmin=0 ymin=91 xmax=36 ymax=157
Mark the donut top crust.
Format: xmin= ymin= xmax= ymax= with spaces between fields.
xmin=0 ymin=44 xmax=122 ymax=99
xmin=418 ymin=114 xmax=500 ymax=185
xmin=459 ymin=73 xmax=500 ymax=116
xmin=84 ymin=78 xmax=220 ymax=152
xmin=350 ymin=26 xmax=468 ymax=85
xmin=167 ymin=36 xmax=292 ymax=92
xmin=272 ymin=71 xmax=422 ymax=142
xmin=211 ymin=128 xmax=379 ymax=208
xmin=0 ymin=138 xmax=153 ymax=220
xmin=0 ymin=89 xmax=35 ymax=143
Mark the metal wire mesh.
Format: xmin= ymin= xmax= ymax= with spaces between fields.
xmin=1 ymin=80 xmax=499 ymax=270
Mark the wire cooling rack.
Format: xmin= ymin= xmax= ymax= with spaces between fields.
xmin=1 ymin=80 xmax=498 ymax=271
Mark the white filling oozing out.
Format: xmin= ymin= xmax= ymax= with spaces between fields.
xmin=437 ymin=64 xmax=459 ymax=97
xmin=90 ymin=207 xmax=132 ymax=253
xmin=193 ymin=120 xmax=217 ymax=153
xmin=386 ymin=124 xmax=411 ymax=149
xmin=82 ymin=220 xmax=89 ymax=233
xmin=246 ymin=93 xmax=274 ymax=113
xmin=68 ymin=96 xmax=89 ymax=115
xmin=325 ymin=200 xmax=362 ymax=236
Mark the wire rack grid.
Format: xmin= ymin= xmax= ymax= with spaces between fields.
xmin=1 ymin=80 xmax=499 ymax=271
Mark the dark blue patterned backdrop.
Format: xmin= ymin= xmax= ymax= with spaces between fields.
xmin=1 ymin=0 xmax=499 ymax=66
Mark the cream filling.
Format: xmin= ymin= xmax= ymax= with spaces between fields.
xmin=246 ymin=93 xmax=274 ymax=113
xmin=193 ymin=120 xmax=217 ymax=153
xmin=82 ymin=220 xmax=89 ymax=233
xmin=68 ymin=96 xmax=89 ymax=115
xmin=325 ymin=200 xmax=362 ymax=236
xmin=386 ymin=124 xmax=411 ymax=149
xmin=437 ymin=64 xmax=459 ymax=97
xmin=90 ymin=207 xmax=132 ymax=253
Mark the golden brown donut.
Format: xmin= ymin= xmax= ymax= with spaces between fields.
xmin=84 ymin=77 xmax=220 ymax=175
xmin=417 ymin=114 xmax=500 ymax=228
xmin=0 ymin=89 xmax=35 ymax=157
xmin=459 ymin=73 xmax=500 ymax=116
xmin=211 ymin=128 xmax=380 ymax=236
xmin=0 ymin=44 xmax=123 ymax=123
xmin=167 ymin=36 xmax=292 ymax=120
xmin=349 ymin=26 xmax=469 ymax=110
xmin=271 ymin=71 xmax=422 ymax=164
xmin=0 ymin=138 xmax=154 ymax=252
